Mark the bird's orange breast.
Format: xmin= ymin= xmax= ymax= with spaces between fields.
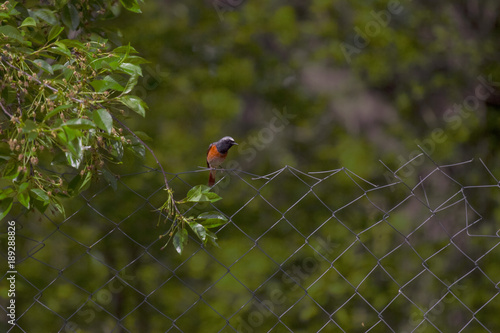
xmin=207 ymin=144 xmax=227 ymax=168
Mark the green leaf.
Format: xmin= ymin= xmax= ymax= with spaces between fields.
xmin=68 ymin=172 xmax=92 ymax=195
xmin=173 ymin=228 xmax=188 ymax=254
xmin=122 ymin=73 xmax=139 ymax=95
xmin=22 ymin=119 xmax=37 ymax=133
xmin=0 ymin=197 xmax=13 ymax=220
xmin=62 ymin=126 xmax=79 ymax=142
xmin=33 ymin=59 xmax=54 ymax=75
xmin=30 ymin=188 xmax=50 ymax=205
xmin=205 ymin=230 xmax=219 ymax=247
xmin=127 ymin=139 xmax=145 ymax=159
xmin=61 ymin=3 xmax=79 ymax=30
xmin=184 ymin=185 xmax=222 ymax=203
xmin=197 ymin=211 xmax=228 ymax=228
xmin=102 ymin=169 xmax=118 ymax=191
xmin=120 ymin=0 xmax=142 ymax=13
xmin=0 ymin=25 xmax=25 ymax=43
xmin=134 ymin=131 xmax=153 ymax=142
xmin=17 ymin=191 xmax=30 ymax=209
xmin=32 ymin=195 xmax=49 ymax=213
xmin=48 ymin=25 xmax=64 ymax=42
xmin=34 ymin=9 xmax=58 ymax=25
xmin=125 ymin=55 xmax=150 ymax=65
xmin=114 ymin=45 xmax=139 ymax=54
xmin=20 ymin=17 xmax=37 ymax=27
xmin=65 ymin=151 xmax=82 ymax=169
xmin=93 ymin=108 xmax=113 ymax=134
xmin=19 ymin=182 xmax=29 ymax=192
xmin=0 ymin=187 xmax=14 ymax=200
xmin=52 ymin=41 xmax=71 ymax=56
xmin=188 ymin=222 xmax=207 ymax=241
xmin=44 ymin=104 xmax=74 ymax=120
xmin=90 ymin=75 xmax=125 ymax=92
xmin=17 ymin=183 xmax=30 ymax=209
xmin=119 ymin=63 xmax=142 ymax=76
xmin=64 ymin=118 xmax=95 ymax=129
xmin=117 ymin=95 xmax=147 ymax=117
xmin=2 ymin=162 xmax=20 ymax=181
xmin=52 ymin=198 xmax=65 ymax=217
xmin=58 ymin=39 xmax=84 ymax=49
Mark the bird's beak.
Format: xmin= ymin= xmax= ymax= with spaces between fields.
xmin=233 ymin=142 xmax=238 ymax=145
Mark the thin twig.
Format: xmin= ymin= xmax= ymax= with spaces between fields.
xmin=0 ymin=100 xmax=14 ymax=119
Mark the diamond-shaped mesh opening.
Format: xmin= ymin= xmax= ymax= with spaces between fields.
xmin=118 ymin=205 xmax=164 ymax=246
xmin=231 ymin=195 xmax=284 ymax=240
xmin=476 ymin=242 xmax=500 ymax=283
xmin=332 ymin=194 xmax=386 ymax=235
xmin=458 ymin=318 xmax=493 ymax=333
xmin=58 ymin=208 xmax=117 ymax=248
xmin=278 ymin=244 xmax=331 ymax=291
xmin=16 ymin=301 xmax=65 ymax=332
xmin=207 ymin=223 xmax=256 ymax=267
xmin=304 ymin=266 xmax=352 ymax=312
xmin=331 ymin=293 xmax=380 ymax=331
xmin=87 ymin=228 xmax=146 ymax=272
xmin=257 ymin=218 xmax=310 ymax=264
xmin=379 ymin=242 xmax=425 ymax=286
xmin=399 ymin=269 xmax=448 ymax=311
xmin=355 ymin=265 xmax=400 ymax=312
xmin=379 ymin=294 xmax=429 ymax=332
xmin=36 ymin=276 xmax=89 ymax=318
xmin=450 ymin=268 xmax=499 ymax=313
xmin=283 ymin=190 xmax=333 ymax=238
xmin=463 ymin=186 xmax=500 ymax=236
xmin=474 ymin=292 xmax=500 ymax=332
xmin=147 ymin=275 xmax=200 ymax=320
xmin=119 ymin=252 xmax=173 ymax=295
xmin=233 ymin=297 xmax=282 ymax=332
xmin=311 ymin=171 xmax=367 ymax=213
xmin=173 ymin=250 xmax=229 ymax=294
xmin=406 ymin=213 xmax=455 ymax=260
xmin=332 ymin=241 xmax=379 ymax=287
xmin=412 ymin=167 xmax=464 ymax=211
xmin=229 ymin=247 xmax=279 ymax=291
xmin=424 ymin=292 xmax=473 ymax=332
xmin=201 ymin=273 xmax=252 ymax=318
xmin=16 ymin=255 xmax=60 ymax=291
xmin=175 ymin=299 xmax=229 ymax=333
xmin=382 ymin=194 xmax=434 ymax=237
xmin=254 ymin=168 xmax=313 ymax=213
xmin=357 ymin=220 xmax=405 ymax=259
xmin=425 ymin=244 xmax=476 ymax=285
xmin=121 ymin=301 xmax=173 ymax=332
xmin=90 ymin=275 xmax=146 ymax=319
xmin=280 ymin=295 xmax=330 ymax=332
xmin=117 ymin=168 xmax=166 ymax=198
xmin=310 ymin=219 xmax=358 ymax=263
xmin=315 ymin=320 xmax=345 ymax=332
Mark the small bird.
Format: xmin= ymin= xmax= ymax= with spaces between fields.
xmin=206 ymin=136 xmax=238 ymax=186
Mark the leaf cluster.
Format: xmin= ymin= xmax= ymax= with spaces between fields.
xmin=158 ymin=185 xmax=228 ymax=254
xmin=0 ymin=0 xmax=147 ymax=219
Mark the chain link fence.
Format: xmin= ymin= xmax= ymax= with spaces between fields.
xmin=1 ymin=152 xmax=500 ymax=332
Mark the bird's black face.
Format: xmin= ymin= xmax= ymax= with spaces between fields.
xmin=216 ymin=136 xmax=238 ymax=154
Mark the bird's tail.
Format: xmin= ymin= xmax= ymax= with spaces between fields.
xmin=208 ymin=169 xmax=217 ymax=187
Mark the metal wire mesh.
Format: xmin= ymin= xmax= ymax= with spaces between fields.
xmin=1 ymin=152 xmax=500 ymax=332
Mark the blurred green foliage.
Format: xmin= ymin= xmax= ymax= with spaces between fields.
xmin=2 ymin=0 xmax=500 ymax=332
